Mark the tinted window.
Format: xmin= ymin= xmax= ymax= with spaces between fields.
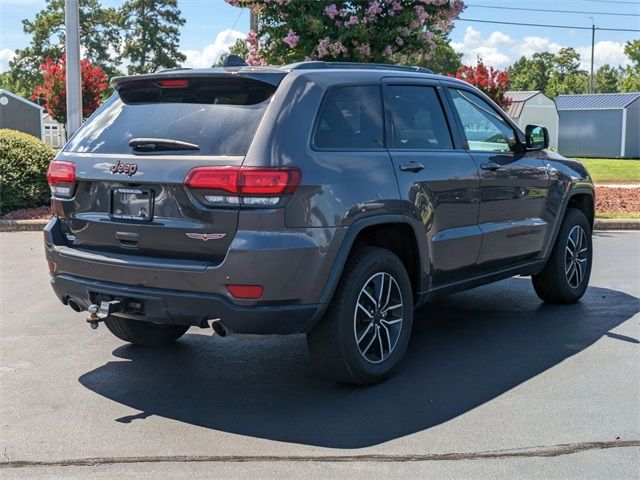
xmin=385 ymin=85 xmax=452 ymax=150
xmin=450 ymin=89 xmax=515 ymax=152
xmin=65 ymin=78 xmax=276 ymax=156
xmin=313 ymin=85 xmax=384 ymax=149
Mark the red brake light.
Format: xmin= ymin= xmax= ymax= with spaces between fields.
xmin=47 ymin=160 xmax=76 ymax=184
xmin=156 ymin=79 xmax=189 ymax=88
xmin=47 ymin=160 xmax=77 ymax=198
xmin=227 ymin=284 xmax=263 ymax=299
xmin=184 ymin=167 xmax=300 ymax=195
xmin=185 ymin=167 xmax=239 ymax=193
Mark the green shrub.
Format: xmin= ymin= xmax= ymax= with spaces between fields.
xmin=0 ymin=129 xmax=55 ymax=214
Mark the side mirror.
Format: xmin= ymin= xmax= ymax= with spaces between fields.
xmin=525 ymin=124 xmax=549 ymax=150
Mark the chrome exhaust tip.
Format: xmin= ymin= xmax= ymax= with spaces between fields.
xmin=67 ymin=299 xmax=83 ymax=312
xmin=211 ymin=320 xmax=227 ymax=337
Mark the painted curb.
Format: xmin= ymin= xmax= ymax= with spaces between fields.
xmin=0 ymin=219 xmax=49 ymax=232
xmin=593 ymin=219 xmax=640 ymax=230
xmin=1 ymin=218 xmax=639 ymax=232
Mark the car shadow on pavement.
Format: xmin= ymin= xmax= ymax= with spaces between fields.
xmin=78 ymin=278 xmax=640 ymax=449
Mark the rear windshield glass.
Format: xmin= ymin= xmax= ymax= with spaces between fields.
xmin=65 ymin=77 xmax=276 ymax=156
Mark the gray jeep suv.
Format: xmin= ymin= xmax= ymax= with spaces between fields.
xmin=44 ymin=62 xmax=594 ymax=384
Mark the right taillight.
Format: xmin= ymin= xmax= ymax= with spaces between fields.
xmin=184 ymin=166 xmax=301 ymax=207
xmin=47 ymin=160 xmax=77 ymax=198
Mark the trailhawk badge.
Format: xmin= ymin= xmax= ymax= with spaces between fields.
xmin=185 ymin=233 xmax=227 ymax=241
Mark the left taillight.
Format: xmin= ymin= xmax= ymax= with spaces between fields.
xmin=46 ymin=160 xmax=77 ymax=198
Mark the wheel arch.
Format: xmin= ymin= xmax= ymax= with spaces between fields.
xmin=541 ymin=186 xmax=595 ymax=262
xmin=567 ymin=191 xmax=595 ymax=229
xmin=317 ymin=215 xmax=429 ymax=308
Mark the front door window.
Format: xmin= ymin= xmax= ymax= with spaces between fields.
xmin=450 ymin=89 xmax=516 ymax=152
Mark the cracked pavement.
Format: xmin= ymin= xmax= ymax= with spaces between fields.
xmin=1 ymin=231 xmax=639 ymax=479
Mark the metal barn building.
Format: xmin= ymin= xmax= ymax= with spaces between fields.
xmin=504 ymin=91 xmax=559 ymax=148
xmin=0 ymin=89 xmax=43 ymax=139
xmin=556 ymin=93 xmax=640 ymax=159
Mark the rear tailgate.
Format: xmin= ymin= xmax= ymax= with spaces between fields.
xmin=52 ymin=72 xmax=284 ymax=262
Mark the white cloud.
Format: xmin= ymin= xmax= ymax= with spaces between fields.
xmin=0 ymin=49 xmax=15 ymax=72
xmin=517 ymin=36 xmax=563 ymax=58
xmin=576 ymin=41 xmax=630 ymax=71
xmin=181 ymin=29 xmax=245 ymax=68
xmin=462 ymin=26 xmax=483 ymax=46
xmin=453 ymin=26 xmax=513 ymax=67
xmin=487 ymin=31 xmax=514 ymax=47
xmin=451 ymin=27 xmax=631 ymax=71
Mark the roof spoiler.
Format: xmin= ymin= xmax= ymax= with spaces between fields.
xmin=111 ymin=70 xmax=287 ymax=89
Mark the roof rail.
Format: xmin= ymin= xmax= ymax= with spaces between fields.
xmin=158 ymin=67 xmax=193 ymax=73
xmin=286 ymin=61 xmax=433 ymax=74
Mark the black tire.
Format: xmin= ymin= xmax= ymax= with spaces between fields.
xmin=104 ymin=317 xmax=189 ymax=346
xmin=532 ymin=208 xmax=592 ymax=304
xmin=307 ymin=247 xmax=414 ymax=385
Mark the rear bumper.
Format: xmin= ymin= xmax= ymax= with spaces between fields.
xmin=50 ymin=274 xmax=323 ymax=334
xmin=44 ymin=217 xmax=331 ymax=334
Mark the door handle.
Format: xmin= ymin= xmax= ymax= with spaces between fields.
xmin=400 ymin=162 xmax=425 ymax=173
xmin=480 ymin=162 xmax=501 ymax=171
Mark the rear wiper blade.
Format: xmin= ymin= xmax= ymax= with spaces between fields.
xmin=129 ymin=137 xmax=200 ymax=151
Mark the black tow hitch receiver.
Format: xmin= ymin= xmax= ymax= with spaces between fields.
xmin=86 ymin=300 xmax=123 ymax=330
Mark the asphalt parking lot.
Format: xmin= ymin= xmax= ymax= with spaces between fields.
xmin=1 ymin=231 xmax=638 ymax=479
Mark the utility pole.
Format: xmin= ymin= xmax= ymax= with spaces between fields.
xmin=590 ymin=20 xmax=596 ymax=94
xmin=65 ymin=0 xmax=82 ymax=136
xmin=250 ymin=8 xmax=258 ymax=32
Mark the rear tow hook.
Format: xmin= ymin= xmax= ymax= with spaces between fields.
xmin=86 ymin=300 xmax=123 ymax=330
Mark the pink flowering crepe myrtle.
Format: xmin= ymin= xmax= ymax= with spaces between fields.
xmin=224 ymin=0 xmax=465 ymax=65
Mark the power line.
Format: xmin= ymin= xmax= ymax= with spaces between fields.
xmin=466 ymin=4 xmax=640 ymax=17
xmin=458 ymin=18 xmax=640 ymax=33
xmin=581 ymin=0 xmax=640 ymax=4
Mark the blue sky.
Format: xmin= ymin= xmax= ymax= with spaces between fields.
xmin=1 ymin=0 xmax=639 ymax=72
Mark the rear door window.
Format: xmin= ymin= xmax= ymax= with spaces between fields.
xmin=65 ymin=77 xmax=277 ymax=156
xmin=313 ymin=85 xmax=384 ymax=150
xmin=384 ymin=85 xmax=453 ymax=150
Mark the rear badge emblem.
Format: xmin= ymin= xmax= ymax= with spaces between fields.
xmin=110 ymin=160 xmax=139 ymax=176
xmin=185 ymin=233 xmax=227 ymax=241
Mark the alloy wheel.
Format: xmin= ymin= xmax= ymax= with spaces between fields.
xmin=565 ymin=225 xmax=588 ymax=289
xmin=353 ymin=272 xmax=404 ymax=364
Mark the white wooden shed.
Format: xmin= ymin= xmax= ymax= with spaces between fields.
xmin=504 ymin=91 xmax=558 ymax=149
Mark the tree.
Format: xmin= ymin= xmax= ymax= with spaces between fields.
xmin=0 ymin=71 xmax=31 ymax=98
xmin=546 ymin=71 xmax=589 ymax=98
xmin=552 ymin=47 xmax=581 ymax=76
xmin=9 ymin=0 xmax=120 ymax=95
xmin=620 ymin=69 xmax=640 ymax=92
xmin=508 ymin=52 xmax=554 ymax=92
xmin=401 ymin=35 xmax=462 ymax=75
xmin=623 ymin=39 xmax=640 ymax=67
xmin=594 ymin=64 xmax=620 ymax=93
xmin=620 ymin=39 xmax=640 ymax=92
xmin=31 ymin=55 xmax=109 ymax=124
xmin=451 ymin=60 xmax=511 ymax=108
xmin=120 ymin=0 xmax=186 ymax=74
xmin=224 ymin=0 xmax=465 ymax=65
xmin=544 ymin=47 xmax=589 ymax=97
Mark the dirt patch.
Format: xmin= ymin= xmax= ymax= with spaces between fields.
xmin=595 ymin=186 xmax=640 ymax=215
xmin=1 ymin=205 xmax=52 ymax=221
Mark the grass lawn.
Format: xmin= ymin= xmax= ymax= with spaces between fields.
xmin=576 ymin=158 xmax=640 ymax=184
